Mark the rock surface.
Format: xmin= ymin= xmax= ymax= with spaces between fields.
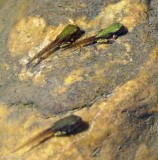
xmin=0 ymin=0 xmax=158 ymax=160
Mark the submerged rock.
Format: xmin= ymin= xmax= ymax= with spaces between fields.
xmin=0 ymin=0 xmax=158 ymax=160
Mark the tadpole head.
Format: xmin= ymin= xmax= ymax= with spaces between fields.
xmin=53 ymin=114 xmax=89 ymax=136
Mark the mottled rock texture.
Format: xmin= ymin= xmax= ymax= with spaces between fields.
xmin=0 ymin=0 xmax=158 ymax=160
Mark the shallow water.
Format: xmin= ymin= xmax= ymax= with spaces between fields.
xmin=0 ymin=0 xmax=8 ymax=9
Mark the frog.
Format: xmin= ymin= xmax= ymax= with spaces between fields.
xmin=13 ymin=115 xmax=83 ymax=153
xmin=27 ymin=24 xmax=84 ymax=67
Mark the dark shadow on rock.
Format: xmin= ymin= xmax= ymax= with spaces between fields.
xmin=116 ymin=25 xmax=128 ymax=38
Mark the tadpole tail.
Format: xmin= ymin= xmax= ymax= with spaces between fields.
xmin=26 ymin=39 xmax=60 ymax=66
xmin=65 ymin=36 xmax=97 ymax=50
xmin=13 ymin=128 xmax=55 ymax=153
xmin=33 ymin=47 xmax=59 ymax=67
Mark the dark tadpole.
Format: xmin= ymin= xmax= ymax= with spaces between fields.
xmin=13 ymin=115 xmax=89 ymax=153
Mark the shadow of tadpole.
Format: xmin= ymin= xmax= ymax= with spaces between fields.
xmin=69 ymin=120 xmax=89 ymax=135
xmin=116 ymin=25 xmax=128 ymax=37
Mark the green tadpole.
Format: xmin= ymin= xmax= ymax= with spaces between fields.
xmin=64 ymin=22 xmax=126 ymax=50
xmin=13 ymin=115 xmax=85 ymax=153
xmin=96 ymin=22 xmax=124 ymax=39
xmin=27 ymin=24 xmax=84 ymax=67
